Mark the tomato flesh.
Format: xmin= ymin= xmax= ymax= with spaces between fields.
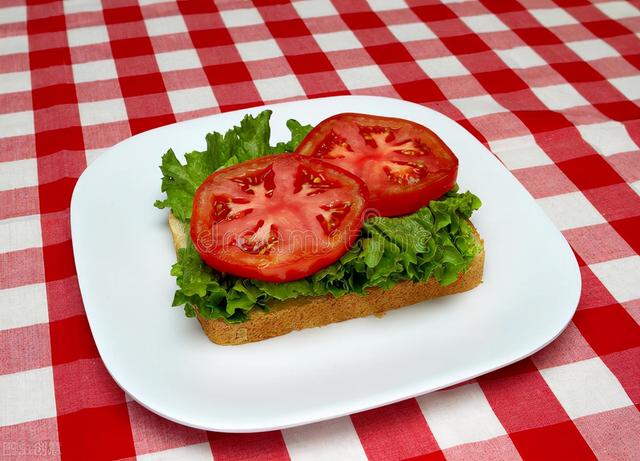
xmin=190 ymin=154 xmax=368 ymax=282
xmin=296 ymin=113 xmax=458 ymax=216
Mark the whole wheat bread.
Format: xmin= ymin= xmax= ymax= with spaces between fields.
xmin=169 ymin=213 xmax=484 ymax=345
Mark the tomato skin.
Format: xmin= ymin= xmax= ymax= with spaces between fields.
xmin=296 ymin=113 xmax=458 ymax=217
xmin=190 ymin=154 xmax=368 ymax=282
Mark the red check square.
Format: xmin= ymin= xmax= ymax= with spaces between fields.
xmin=209 ymin=431 xmax=289 ymax=460
xmin=412 ymin=4 xmax=457 ymax=22
xmin=552 ymin=61 xmax=603 ymax=83
xmin=189 ymin=28 xmax=234 ymax=48
xmin=57 ymin=404 xmax=136 ymax=460
xmin=29 ymin=47 xmax=71 ymax=70
xmin=516 ymin=27 xmax=562 ymax=45
xmin=27 ymin=15 xmax=66 ymax=34
xmin=31 ymin=83 xmax=78 ymax=110
xmin=367 ymin=43 xmax=414 ymax=65
xmin=204 ymin=62 xmax=252 ymax=86
xmin=393 ymin=79 xmax=446 ymax=104
xmin=103 ymin=5 xmax=144 ymax=25
xmin=475 ymin=69 xmax=529 ymax=94
xmin=573 ymin=305 xmax=640 ymax=356
xmin=510 ymin=421 xmax=596 ymax=461
xmin=596 ymin=100 xmax=640 ymax=122
xmin=111 ymin=36 xmax=154 ymax=59
xmin=442 ymin=34 xmax=491 ymax=55
xmin=287 ymin=52 xmax=335 ymax=74
xmin=558 ymin=154 xmax=624 ymax=190
xmin=129 ymin=114 xmax=176 ymax=135
xmin=35 ymin=126 xmax=84 ymax=157
xmin=341 ymin=12 xmax=386 ymax=30
xmin=611 ymin=216 xmax=640 ymax=255
xmin=267 ymin=18 xmax=309 ymax=38
xmin=49 ymin=314 xmax=99 ymax=365
xmin=584 ymin=20 xmax=631 ymax=38
xmin=38 ymin=178 xmax=77 ymax=215
xmin=119 ymin=73 xmax=167 ymax=98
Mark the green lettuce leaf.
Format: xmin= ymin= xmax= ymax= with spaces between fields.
xmin=156 ymin=111 xmax=482 ymax=322
xmin=154 ymin=111 xmax=313 ymax=221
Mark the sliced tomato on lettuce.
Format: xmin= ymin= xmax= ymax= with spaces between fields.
xmin=296 ymin=113 xmax=458 ymax=217
xmin=190 ymin=154 xmax=369 ymax=282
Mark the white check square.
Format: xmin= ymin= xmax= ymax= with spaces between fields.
xmin=0 ymin=215 xmax=42 ymax=253
xmin=0 ymin=111 xmax=34 ymax=137
xmin=496 ymin=46 xmax=546 ymax=69
xmin=168 ymin=87 xmax=217 ymax=113
xmin=489 ymin=135 xmax=553 ymax=170
xmin=283 ymin=416 xmax=367 ymax=461
xmin=72 ymin=59 xmax=118 ymax=84
xmin=388 ymin=22 xmax=436 ymax=42
xmin=254 ymin=75 xmax=305 ymax=101
xmin=220 ymin=7 xmax=263 ymax=28
xmin=0 ymin=6 xmax=26 ymax=24
xmin=450 ymin=95 xmax=508 ymax=119
xmin=63 ymin=0 xmax=102 ymax=14
xmin=0 ymin=158 xmax=38 ymax=192
xmin=417 ymin=383 xmax=506 ymax=448
xmin=0 ymin=283 xmax=49 ymax=330
xmin=590 ymin=256 xmax=640 ymax=303
xmin=85 ymin=148 xmax=105 ymax=165
xmin=314 ymin=31 xmax=361 ymax=52
xmin=0 ymin=71 xmax=31 ymax=94
xmin=0 ymin=35 xmax=28 ymax=55
xmin=596 ymin=1 xmax=640 ymax=20
xmin=337 ymin=65 xmax=390 ymax=90
xmin=0 ymin=367 xmax=56 ymax=426
xmin=137 ymin=442 xmax=213 ymax=461
xmin=609 ymin=75 xmax=640 ymax=100
xmin=417 ymin=56 xmax=469 ymax=78
xmin=67 ymin=25 xmax=110 ymax=47
xmin=537 ymin=192 xmax=605 ymax=231
xmin=367 ymin=0 xmax=407 ymax=11
xmin=156 ymin=49 xmax=202 ymax=73
xmin=541 ymin=357 xmax=633 ymax=419
xmin=530 ymin=8 xmax=578 ymax=27
xmin=293 ymin=0 xmax=338 ymax=18
xmin=236 ymin=39 xmax=282 ymax=62
xmin=567 ymin=39 xmax=618 ymax=61
xmin=577 ymin=121 xmax=638 ymax=156
xmin=461 ymin=14 xmax=509 ymax=33
xmin=145 ymin=15 xmax=188 ymax=37
xmin=79 ymin=99 xmax=128 ymax=126
xmin=532 ymin=84 xmax=589 ymax=110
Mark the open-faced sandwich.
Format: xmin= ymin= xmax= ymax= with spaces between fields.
xmin=155 ymin=111 xmax=484 ymax=345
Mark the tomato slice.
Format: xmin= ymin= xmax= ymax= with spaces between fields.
xmin=190 ymin=154 xmax=368 ymax=282
xmin=296 ymin=113 xmax=458 ymax=217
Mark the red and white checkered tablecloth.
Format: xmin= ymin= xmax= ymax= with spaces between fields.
xmin=1 ymin=0 xmax=639 ymax=459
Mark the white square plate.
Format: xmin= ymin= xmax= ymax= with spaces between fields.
xmin=71 ymin=96 xmax=580 ymax=432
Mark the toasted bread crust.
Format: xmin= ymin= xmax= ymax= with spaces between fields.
xmin=169 ymin=213 xmax=484 ymax=345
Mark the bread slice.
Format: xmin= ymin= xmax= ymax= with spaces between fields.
xmin=169 ymin=213 xmax=484 ymax=345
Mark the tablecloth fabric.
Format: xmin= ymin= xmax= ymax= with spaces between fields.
xmin=1 ymin=0 xmax=639 ymax=459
